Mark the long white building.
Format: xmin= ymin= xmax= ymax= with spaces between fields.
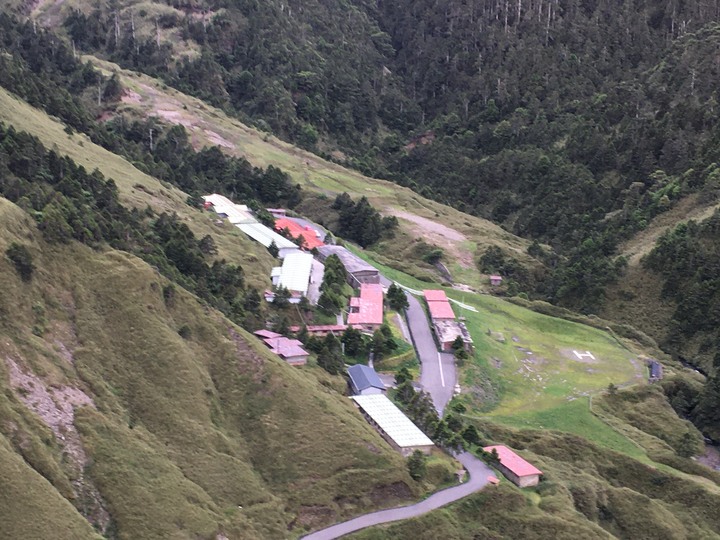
xmin=351 ymin=394 xmax=434 ymax=456
xmin=203 ymin=194 xmax=298 ymax=258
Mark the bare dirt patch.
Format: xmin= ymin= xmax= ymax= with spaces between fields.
xmin=391 ymin=209 xmax=473 ymax=268
xmin=5 ymin=355 xmax=111 ymax=530
xmin=393 ymin=211 xmax=466 ymax=242
xmin=155 ymin=108 xmax=196 ymax=130
xmin=121 ymin=88 xmax=142 ymax=104
xmin=204 ymin=129 xmax=235 ymax=149
xmin=6 ymin=356 xmax=94 ymax=464
xmin=369 ymin=481 xmax=413 ymax=506
xmin=289 ymin=505 xmax=335 ymax=530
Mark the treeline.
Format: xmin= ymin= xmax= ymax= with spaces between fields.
xmin=644 ymin=212 xmax=720 ymax=364
xmin=643 ymin=211 xmax=720 ymax=440
xmin=332 ymin=193 xmax=398 ymax=248
xmin=0 ymin=122 xmax=261 ymax=329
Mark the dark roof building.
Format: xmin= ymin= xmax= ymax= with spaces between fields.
xmin=348 ymin=364 xmax=386 ymax=395
xmin=648 ymin=359 xmax=663 ymax=382
xmin=317 ymin=245 xmax=380 ymax=286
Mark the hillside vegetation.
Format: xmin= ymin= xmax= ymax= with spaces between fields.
xmin=0 ymin=196 xmax=423 ymax=538
xmin=14 ymin=0 xmax=720 ymax=311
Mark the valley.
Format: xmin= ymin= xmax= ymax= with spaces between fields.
xmin=0 ymin=4 xmax=719 ymax=540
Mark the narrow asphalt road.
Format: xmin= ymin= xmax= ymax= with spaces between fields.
xmin=300 ymin=452 xmax=494 ymax=540
xmin=404 ymin=293 xmax=456 ymax=415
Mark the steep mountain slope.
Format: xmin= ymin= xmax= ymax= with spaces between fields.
xmin=0 ymin=197 xmax=419 ymax=538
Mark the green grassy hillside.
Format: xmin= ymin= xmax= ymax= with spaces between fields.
xmin=0 ymin=197 xmax=420 ymax=539
xmin=0 ymin=86 xmax=274 ymax=291
xmin=348 ymin=403 xmax=720 ymax=540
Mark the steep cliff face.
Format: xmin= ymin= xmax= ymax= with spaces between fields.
xmin=0 ymin=199 xmax=417 ymax=539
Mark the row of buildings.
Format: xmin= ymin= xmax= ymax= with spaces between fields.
xmin=422 ymin=289 xmax=474 ymax=352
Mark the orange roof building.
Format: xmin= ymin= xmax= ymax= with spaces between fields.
xmin=483 ymin=445 xmax=543 ymax=487
xmin=274 ymin=218 xmax=324 ymax=250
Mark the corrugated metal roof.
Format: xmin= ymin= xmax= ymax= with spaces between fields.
xmin=203 ymin=194 xmax=234 ymax=207
xmin=347 ymin=284 xmax=384 ymax=326
xmin=351 ymin=394 xmax=434 ymax=448
xmin=237 ymin=223 xmax=297 ymax=250
xmin=427 ymin=300 xmax=455 ymax=320
xmin=254 ymin=330 xmax=282 ymax=339
xmin=317 ymin=245 xmax=378 ymax=275
xmin=263 ymin=337 xmax=308 ymax=359
xmin=348 ymin=365 xmax=385 ymax=392
xmin=483 ymin=445 xmax=543 ymax=477
xmin=276 ymin=251 xmax=314 ymax=294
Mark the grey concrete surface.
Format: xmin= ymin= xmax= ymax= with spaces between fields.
xmin=300 ymin=452 xmax=494 ymax=540
xmin=404 ymin=293 xmax=456 ymax=415
xmin=307 ymin=259 xmax=325 ymax=305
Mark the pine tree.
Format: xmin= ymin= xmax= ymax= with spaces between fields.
xmin=407 ymin=450 xmax=427 ymax=481
xmin=387 ymin=283 xmax=409 ymax=311
xmin=268 ymin=240 xmax=279 ymax=258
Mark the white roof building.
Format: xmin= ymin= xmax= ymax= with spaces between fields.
xmin=203 ymin=194 xmax=255 ymax=224
xmin=351 ymin=394 xmax=434 ymax=455
xmin=236 ymin=223 xmax=298 ymax=258
xmin=274 ymin=251 xmax=314 ymax=296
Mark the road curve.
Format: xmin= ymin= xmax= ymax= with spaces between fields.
xmin=300 ymin=452 xmax=494 ymax=540
xmin=404 ymin=293 xmax=456 ymax=415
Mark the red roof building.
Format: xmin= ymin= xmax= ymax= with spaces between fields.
xmin=254 ymin=330 xmax=309 ymax=365
xmin=427 ymin=300 xmax=455 ymax=320
xmin=423 ymin=289 xmax=448 ymax=303
xmin=423 ymin=289 xmax=455 ymax=320
xmin=348 ymin=284 xmax=384 ymax=331
xmin=274 ymin=218 xmax=325 ymax=250
xmin=483 ymin=445 xmax=543 ymax=487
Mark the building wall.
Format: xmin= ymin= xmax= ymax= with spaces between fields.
xmin=517 ymin=474 xmax=540 ymax=487
xmin=349 ymin=270 xmax=380 ymax=286
xmin=285 ymin=355 xmax=308 ymax=366
xmin=399 ymin=444 xmax=433 ymax=457
xmin=499 ymin=465 xmax=539 ymax=487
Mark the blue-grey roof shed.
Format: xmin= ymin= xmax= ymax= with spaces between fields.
xmin=348 ymin=364 xmax=386 ymax=395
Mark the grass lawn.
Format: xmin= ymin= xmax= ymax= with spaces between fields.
xmin=485 ymin=398 xmax=649 ymax=462
xmin=348 ymin=248 xmax=651 ymax=456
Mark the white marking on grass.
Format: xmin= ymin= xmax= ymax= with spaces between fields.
xmin=573 ymin=350 xmax=596 ymax=361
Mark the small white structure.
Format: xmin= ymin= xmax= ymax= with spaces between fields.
xmin=351 ymin=394 xmax=434 ymax=456
xmin=271 ymin=251 xmax=314 ymax=302
xmin=203 ymin=194 xmax=255 ymax=224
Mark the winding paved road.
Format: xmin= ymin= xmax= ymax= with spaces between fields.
xmin=300 ymin=452 xmax=493 ymax=540
xmin=404 ymin=293 xmax=456 ymax=415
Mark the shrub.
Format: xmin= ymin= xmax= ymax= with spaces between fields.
xmin=6 ymin=243 xmax=34 ymax=282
